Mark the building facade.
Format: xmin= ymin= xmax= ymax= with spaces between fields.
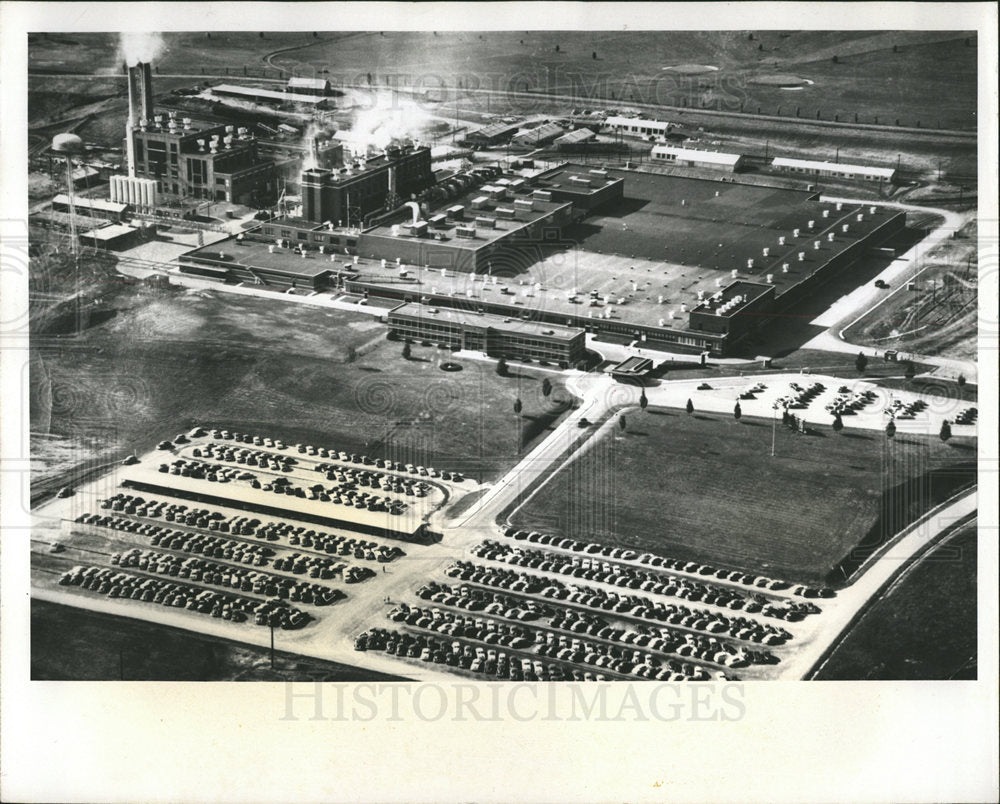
xmin=387 ymin=303 xmax=586 ymax=365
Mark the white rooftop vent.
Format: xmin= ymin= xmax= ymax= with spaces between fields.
xmin=836 ymin=202 xmax=843 ymax=210
xmin=827 ymin=232 xmax=835 ymax=241
xmin=808 ymin=219 xmax=815 ymax=229
xmin=762 ymin=247 xmax=770 ymax=257
xmin=793 ymin=228 xmax=800 ymax=238
xmin=842 ymin=224 xmax=849 ymax=233
xmin=782 ymin=263 xmax=789 ymax=273
xmin=869 ymin=206 xmax=877 ymax=215
xmin=766 ymin=273 xmax=774 ymax=284
xmin=857 ymin=213 xmax=864 ymax=222
xmin=814 ymin=240 xmax=821 ymax=250
xmin=778 ymin=236 xmax=785 ymax=246
xmin=731 ymin=269 xmax=738 ymax=278
xmin=822 ymin=209 xmax=830 ymax=218
xmin=798 ymin=252 xmax=806 ymax=261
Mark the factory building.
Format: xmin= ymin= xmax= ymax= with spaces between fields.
xmin=770 ymin=156 xmax=897 ymax=184
xmin=387 ymin=303 xmax=586 ymax=365
xmin=511 ymin=122 xmax=566 ymax=147
xmin=120 ymin=63 xmax=277 ymax=206
xmin=460 ymin=122 xmax=522 ymax=148
xmin=650 ymin=145 xmax=746 ymax=172
xmin=298 ymin=145 xmax=434 ymax=228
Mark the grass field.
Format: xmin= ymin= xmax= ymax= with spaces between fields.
xmin=30 ymin=272 xmax=575 ymax=499
xmin=510 ymin=405 xmax=976 ymax=584
xmin=31 ymin=599 xmax=403 ymax=681
xmin=815 ymin=523 xmax=977 ymax=680
xmin=28 ymin=31 xmax=977 ymax=130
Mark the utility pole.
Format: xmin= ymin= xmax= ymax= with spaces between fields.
xmin=270 ymin=625 xmax=275 ymax=668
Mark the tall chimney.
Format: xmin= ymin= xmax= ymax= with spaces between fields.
xmin=126 ymin=61 xmax=154 ymax=176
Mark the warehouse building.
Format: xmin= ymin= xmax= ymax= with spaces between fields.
xmin=650 ymin=145 xmax=746 ymax=172
xmin=210 ymin=83 xmax=334 ymax=109
xmin=511 ymin=122 xmax=565 ymax=147
xmin=286 ymin=76 xmax=334 ymax=97
xmin=770 ymin=156 xmax=897 ymax=184
xmin=387 ymin=302 xmax=586 ymax=365
xmin=51 ymin=194 xmax=129 ymax=223
xmin=460 ymin=122 xmax=521 ymax=148
xmin=553 ymin=127 xmax=597 ymax=150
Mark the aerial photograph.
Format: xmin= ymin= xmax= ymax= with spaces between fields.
xmin=26 ymin=28 xmax=980 ymax=684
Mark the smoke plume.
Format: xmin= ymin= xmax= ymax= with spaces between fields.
xmin=119 ymin=32 xmax=166 ymax=66
xmin=339 ymin=89 xmax=433 ymax=156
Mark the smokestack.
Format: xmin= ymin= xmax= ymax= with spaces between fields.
xmin=388 ymin=165 xmax=397 ymax=199
xmin=126 ymin=61 xmax=154 ymax=177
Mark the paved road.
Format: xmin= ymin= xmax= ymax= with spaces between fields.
xmin=803 ymin=199 xmax=976 ymax=381
xmin=791 ymin=490 xmax=977 ymax=680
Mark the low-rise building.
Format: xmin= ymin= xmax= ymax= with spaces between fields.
xmin=650 ymin=145 xmax=746 ymax=172
xmin=770 ymin=156 xmax=897 ymax=183
xmin=387 ymin=302 xmax=586 ymax=365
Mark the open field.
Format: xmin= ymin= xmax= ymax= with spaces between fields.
xmin=30 ymin=275 xmax=575 ymax=499
xmin=29 ymin=31 xmax=977 ymax=130
xmin=31 ymin=599 xmax=404 ymax=681
xmin=814 ymin=522 xmax=977 ymax=680
xmin=510 ymin=405 xmax=976 ymax=584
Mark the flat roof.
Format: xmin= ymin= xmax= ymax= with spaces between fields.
xmin=182 ymin=238 xmax=336 ymax=279
xmin=80 ymin=223 xmax=136 ymax=241
xmin=651 ymin=146 xmax=743 ymax=165
xmin=53 ymin=194 xmax=128 ymax=213
xmin=211 ymin=84 xmax=329 ymax=105
xmin=533 ymin=164 xmax=624 ymax=196
xmin=389 ymin=302 xmax=583 ymax=341
xmin=354 ymin=171 xmax=901 ymax=335
xmin=287 ymin=76 xmax=329 ymax=90
xmin=771 ymin=156 xmax=896 ymax=178
xmin=360 ymin=183 xmax=573 ymax=253
xmin=611 ymin=356 xmax=654 ymax=374
xmin=606 ymin=116 xmax=673 ymax=129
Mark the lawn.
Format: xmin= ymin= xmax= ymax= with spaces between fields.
xmin=31 ymin=599 xmax=404 ymax=681
xmin=510 ymin=405 xmax=976 ymax=584
xmin=815 ymin=523 xmax=977 ymax=680
xmin=30 ymin=278 xmax=575 ymax=499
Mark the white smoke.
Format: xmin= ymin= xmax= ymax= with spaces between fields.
xmin=119 ymin=32 xmax=166 ymax=66
xmin=340 ymin=88 xmax=433 ymax=157
xmin=301 ymin=121 xmax=324 ymax=171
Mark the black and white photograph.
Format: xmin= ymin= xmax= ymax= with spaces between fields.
xmin=2 ymin=3 xmax=997 ymax=802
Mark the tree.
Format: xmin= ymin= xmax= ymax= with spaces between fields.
xmin=855 ymin=352 xmax=868 ymax=374
xmin=733 ymin=402 xmax=742 ymax=422
xmin=939 ymin=420 xmax=952 ymax=442
xmin=957 ymin=374 xmax=967 ymax=387
xmin=513 ymin=398 xmax=522 ymax=415
xmin=541 ymin=378 xmax=552 ymax=397
xmin=496 ymin=357 xmax=508 ymax=377
xmin=832 ymin=413 xmax=844 ymax=433
xmin=592 ymin=52 xmax=597 ymax=60
xmin=555 ymin=44 xmax=560 ymax=52
xmin=402 ymin=342 xmax=411 ymax=360
xmin=782 ymin=408 xmax=791 ymax=427
xmin=619 ymin=415 xmax=627 ymax=432
xmin=904 ymin=360 xmax=916 ymax=380
xmin=885 ymin=420 xmax=896 ymax=439
xmin=685 ymin=398 xmax=694 ymax=415
xmin=639 ymin=390 xmax=648 ymax=410
xmin=832 ymin=54 xmax=839 ymax=63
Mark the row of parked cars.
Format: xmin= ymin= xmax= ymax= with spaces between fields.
xmin=954 ymin=406 xmax=977 ymax=426
xmin=827 ymin=386 xmax=880 ymax=416
xmin=312 ymin=463 xmax=433 ymax=494
xmin=499 ymin=527 xmax=833 ymax=600
xmin=779 ymin=381 xmax=827 ymax=410
xmin=888 ymin=397 xmax=929 ymax=420
xmin=477 ymin=540 xmax=796 ymax=617
xmin=415 ymin=581 xmax=764 ymax=672
xmin=738 ymin=382 xmax=769 ymax=401
xmin=76 ymin=512 xmax=272 ymax=565
xmin=193 ymin=443 xmax=294 ymax=473
xmin=158 ymin=458 xmax=253 ymax=484
xmin=355 ymin=628 xmax=589 ymax=681
xmin=58 ymin=565 xmax=311 ymax=628
xmin=110 ymin=548 xmax=345 ymax=606
xmin=447 ymin=560 xmax=796 ymax=642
